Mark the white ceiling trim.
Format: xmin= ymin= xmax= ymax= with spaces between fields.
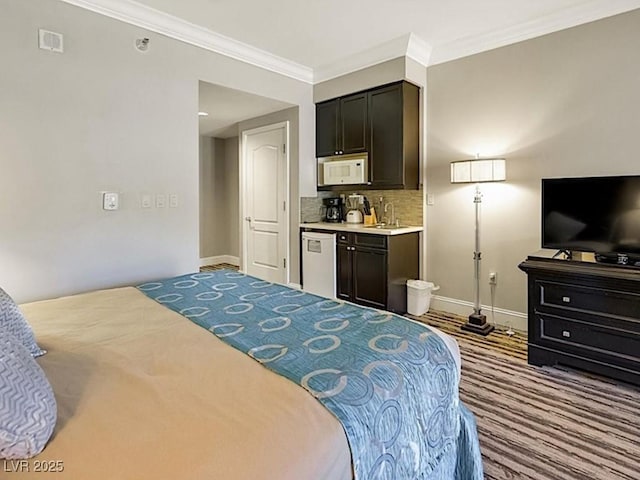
xmin=313 ymin=33 xmax=432 ymax=84
xmin=59 ymin=0 xmax=314 ymax=83
xmin=429 ymin=0 xmax=640 ymax=65
xmin=406 ymin=33 xmax=433 ymax=67
xmin=60 ymin=0 xmax=640 ymax=82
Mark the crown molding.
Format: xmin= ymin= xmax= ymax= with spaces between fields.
xmin=59 ymin=0 xmax=640 ymax=83
xmin=59 ymin=0 xmax=314 ymax=83
xmin=406 ymin=33 xmax=432 ymax=67
xmin=313 ymin=33 xmax=432 ymax=84
xmin=429 ymin=0 xmax=640 ymax=65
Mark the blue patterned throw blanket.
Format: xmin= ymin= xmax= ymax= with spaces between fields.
xmin=138 ymin=270 xmax=483 ymax=479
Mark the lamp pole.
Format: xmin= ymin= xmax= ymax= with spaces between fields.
xmin=450 ymin=157 xmax=505 ymax=335
xmin=473 ymin=184 xmax=482 ymax=316
xmin=462 ymin=183 xmax=495 ymax=335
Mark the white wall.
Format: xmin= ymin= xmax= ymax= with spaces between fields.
xmin=0 ymin=0 xmax=313 ymax=302
xmin=200 ymin=137 xmax=240 ymax=260
xmin=426 ymin=9 xmax=640 ymax=329
xmin=199 ymin=136 xmax=239 ymax=260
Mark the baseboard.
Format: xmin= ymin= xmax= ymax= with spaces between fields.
xmin=431 ymin=295 xmax=528 ymax=333
xmin=200 ymin=255 xmax=240 ymax=267
xmin=288 ymin=283 xmax=302 ymax=290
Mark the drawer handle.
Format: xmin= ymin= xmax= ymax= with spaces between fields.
xmin=562 ymin=296 xmax=571 ymax=303
xmin=562 ymin=330 xmax=571 ymax=338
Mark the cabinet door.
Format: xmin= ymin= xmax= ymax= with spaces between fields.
xmin=368 ymin=84 xmax=404 ymax=187
xmin=340 ymin=93 xmax=368 ymax=154
xmin=336 ymin=243 xmax=353 ymax=301
xmin=353 ymin=247 xmax=387 ymax=309
xmin=316 ymin=99 xmax=340 ymax=157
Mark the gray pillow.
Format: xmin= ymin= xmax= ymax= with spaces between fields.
xmin=0 ymin=287 xmax=46 ymax=357
xmin=0 ymin=331 xmax=57 ymax=459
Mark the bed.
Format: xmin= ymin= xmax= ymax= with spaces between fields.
xmin=4 ymin=270 xmax=483 ymax=479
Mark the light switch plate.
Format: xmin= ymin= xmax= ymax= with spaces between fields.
xmin=141 ymin=194 xmax=152 ymax=208
xmin=103 ymin=192 xmax=119 ymax=210
xmin=156 ymin=194 xmax=166 ymax=208
xmin=169 ymin=194 xmax=178 ymax=208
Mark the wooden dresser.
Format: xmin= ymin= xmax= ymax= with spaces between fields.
xmin=519 ymin=255 xmax=640 ymax=386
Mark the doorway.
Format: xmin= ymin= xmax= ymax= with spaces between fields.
xmin=198 ymin=81 xmax=294 ymax=276
xmin=241 ymin=122 xmax=290 ymax=284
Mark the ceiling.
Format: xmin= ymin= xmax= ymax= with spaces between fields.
xmin=133 ymin=0 xmax=640 ymax=73
xmin=76 ymin=0 xmax=637 ymax=137
xmin=198 ymin=82 xmax=293 ymax=138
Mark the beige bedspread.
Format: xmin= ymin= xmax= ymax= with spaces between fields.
xmin=9 ymin=287 xmax=352 ymax=479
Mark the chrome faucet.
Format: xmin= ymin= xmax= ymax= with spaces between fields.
xmin=384 ymin=202 xmax=396 ymax=226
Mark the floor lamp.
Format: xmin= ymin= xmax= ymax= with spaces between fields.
xmin=450 ymin=158 xmax=506 ymax=335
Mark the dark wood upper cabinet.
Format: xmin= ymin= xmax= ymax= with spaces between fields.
xmin=340 ymin=93 xmax=368 ymax=154
xmin=315 ymin=99 xmax=340 ymax=158
xmin=316 ymin=93 xmax=368 ymax=157
xmin=316 ymin=80 xmax=420 ymax=190
xmin=368 ymin=82 xmax=419 ymax=189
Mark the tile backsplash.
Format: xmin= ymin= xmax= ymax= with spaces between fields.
xmin=300 ymin=189 xmax=424 ymax=225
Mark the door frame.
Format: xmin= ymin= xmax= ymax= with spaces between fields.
xmin=240 ymin=121 xmax=290 ymax=284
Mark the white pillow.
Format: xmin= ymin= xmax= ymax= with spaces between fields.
xmin=0 ymin=331 xmax=57 ymax=459
xmin=0 ymin=287 xmax=46 ymax=357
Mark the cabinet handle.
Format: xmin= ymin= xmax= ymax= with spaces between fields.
xmin=562 ymin=330 xmax=571 ymax=338
xmin=562 ymin=296 xmax=571 ymax=303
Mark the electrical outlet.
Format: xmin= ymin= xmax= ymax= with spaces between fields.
xmin=489 ymin=272 xmax=497 ymax=285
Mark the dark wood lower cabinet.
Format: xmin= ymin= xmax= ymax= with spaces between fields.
xmin=519 ymin=256 xmax=640 ymax=386
xmin=353 ymin=248 xmax=387 ymax=309
xmin=336 ymin=242 xmax=353 ymax=302
xmin=337 ymin=231 xmax=418 ymax=314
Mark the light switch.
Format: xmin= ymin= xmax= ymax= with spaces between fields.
xmin=427 ymin=194 xmax=435 ymax=206
xmin=103 ymin=192 xmax=119 ymax=210
xmin=156 ymin=194 xmax=166 ymax=208
xmin=169 ymin=194 xmax=178 ymax=208
xmin=141 ymin=194 xmax=152 ymax=208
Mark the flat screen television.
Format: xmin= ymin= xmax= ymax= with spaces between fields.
xmin=542 ymin=175 xmax=640 ymax=256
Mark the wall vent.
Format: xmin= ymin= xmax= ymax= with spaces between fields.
xmin=39 ymin=29 xmax=64 ymax=53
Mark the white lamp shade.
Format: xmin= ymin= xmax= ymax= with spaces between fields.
xmin=451 ymin=158 xmax=506 ymax=183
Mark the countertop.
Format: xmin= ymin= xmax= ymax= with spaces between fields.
xmin=300 ymin=222 xmax=423 ymax=236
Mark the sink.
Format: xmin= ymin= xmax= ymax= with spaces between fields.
xmin=364 ymin=224 xmax=410 ymax=230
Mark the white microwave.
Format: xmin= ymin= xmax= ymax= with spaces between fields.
xmin=320 ymin=155 xmax=368 ymax=186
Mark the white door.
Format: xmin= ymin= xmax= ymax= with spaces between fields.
xmin=241 ymin=123 xmax=289 ymax=284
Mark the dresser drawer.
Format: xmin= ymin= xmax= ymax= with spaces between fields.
xmin=537 ymin=312 xmax=640 ymax=362
xmin=354 ymin=233 xmax=387 ymax=250
xmin=336 ymin=232 xmax=352 ymax=244
xmin=538 ymin=280 xmax=640 ymax=321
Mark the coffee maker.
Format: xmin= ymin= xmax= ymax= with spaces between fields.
xmin=322 ymin=197 xmax=343 ymax=223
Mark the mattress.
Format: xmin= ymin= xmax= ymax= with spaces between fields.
xmin=11 ymin=285 xmax=462 ymax=479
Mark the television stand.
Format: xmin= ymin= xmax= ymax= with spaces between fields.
xmin=518 ymin=255 xmax=640 ymax=386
